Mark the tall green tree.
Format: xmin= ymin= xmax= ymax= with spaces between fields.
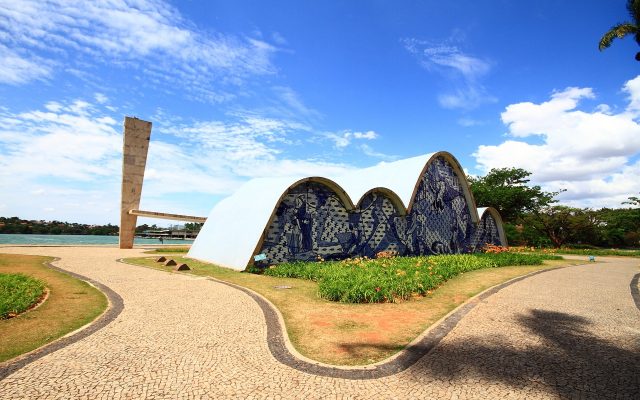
xmin=468 ymin=168 xmax=560 ymax=223
xmin=599 ymin=0 xmax=640 ymax=60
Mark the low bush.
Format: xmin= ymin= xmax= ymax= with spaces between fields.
xmin=511 ymin=246 xmax=640 ymax=257
xmin=0 ymin=273 xmax=46 ymax=319
xmin=150 ymin=247 xmax=190 ymax=253
xmin=262 ymin=252 xmax=560 ymax=303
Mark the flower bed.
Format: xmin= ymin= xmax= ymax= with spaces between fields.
xmin=260 ymin=252 xmax=560 ymax=303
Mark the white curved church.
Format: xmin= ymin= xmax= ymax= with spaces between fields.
xmin=189 ymin=151 xmax=506 ymax=270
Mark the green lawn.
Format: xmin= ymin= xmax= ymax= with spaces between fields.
xmin=0 ymin=254 xmax=108 ymax=362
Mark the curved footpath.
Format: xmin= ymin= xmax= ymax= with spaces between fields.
xmin=0 ymin=247 xmax=638 ymax=399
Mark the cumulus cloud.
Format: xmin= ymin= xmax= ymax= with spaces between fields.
xmin=0 ymin=0 xmax=277 ymax=100
xmin=403 ymin=38 xmax=495 ymax=109
xmin=474 ymin=75 xmax=640 ymax=208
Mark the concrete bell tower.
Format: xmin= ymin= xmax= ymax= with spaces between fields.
xmin=119 ymin=117 xmax=152 ymax=249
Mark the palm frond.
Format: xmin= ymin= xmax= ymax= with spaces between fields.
xmin=627 ymin=0 xmax=640 ymax=24
xmin=599 ymin=23 xmax=638 ymax=50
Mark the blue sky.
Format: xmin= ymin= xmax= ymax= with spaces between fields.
xmin=1 ymin=0 xmax=639 ymax=225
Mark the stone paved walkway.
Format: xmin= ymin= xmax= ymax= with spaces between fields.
xmin=0 ymin=247 xmax=638 ymax=399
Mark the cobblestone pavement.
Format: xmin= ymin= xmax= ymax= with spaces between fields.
xmin=0 ymin=247 xmax=638 ymax=399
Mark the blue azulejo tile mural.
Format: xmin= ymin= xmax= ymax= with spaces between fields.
xmin=258 ymin=156 xmax=505 ymax=264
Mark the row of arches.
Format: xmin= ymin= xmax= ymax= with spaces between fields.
xmin=256 ymin=154 xmax=505 ymax=264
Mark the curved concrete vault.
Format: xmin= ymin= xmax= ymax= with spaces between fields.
xmin=189 ymin=152 xmax=507 ymax=270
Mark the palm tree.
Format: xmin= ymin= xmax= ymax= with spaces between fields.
xmin=599 ymin=0 xmax=640 ymax=60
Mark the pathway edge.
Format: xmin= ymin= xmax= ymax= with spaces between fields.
xmin=0 ymin=258 xmax=124 ymax=381
xmin=118 ymin=257 xmax=574 ymax=379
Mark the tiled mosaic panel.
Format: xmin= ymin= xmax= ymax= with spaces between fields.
xmin=404 ymin=157 xmax=475 ymax=255
xmin=258 ymin=156 xmax=503 ymax=264
xmin=471 ymin=212 xmax=502 ymax=250
xmin=260 ymin=182 xmax=351 ymax=263
xmin=351 ymin=192 xmax=404 ymax=258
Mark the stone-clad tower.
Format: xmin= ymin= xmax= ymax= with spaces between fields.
xmin=119 ymin=117 xmax=152 ymax=249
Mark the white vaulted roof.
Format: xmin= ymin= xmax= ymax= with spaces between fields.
xmin=188 ymin=151 xmax=478 ymax=270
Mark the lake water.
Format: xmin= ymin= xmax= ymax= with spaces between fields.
xmin=0 ymin=234 xmax=194 ymax=246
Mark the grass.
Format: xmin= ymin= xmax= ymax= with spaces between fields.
xmin=0 ymin=273 xmax=46 ymax=319
xmin=262 ymin=253 xmax=561 ymax=303
xmin=124 ymin=253 xmax=577 ymax=365
xmin=512 ymin=246 xmax=640 ymax=257
xmin=143 ymin=247 xmax=190 ymax=254
xmin=0 ymin=254 xmax=108 ymax=362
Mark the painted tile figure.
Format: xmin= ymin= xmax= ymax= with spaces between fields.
xmin=262 ymin=182 xmax=350 ymax=263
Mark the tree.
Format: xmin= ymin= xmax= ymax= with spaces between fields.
xmin=135 ymin=224 xmax=150 ymax=233
xmin=184 ymin=222 xmax=203 ymax=231
xmin=525 ymin=206 xmax=604 ymax=248
xmin=599 ymin=0 xmax=640 ymax=61
xmin=623 ymin=193 xmax=640 ymax=207
xmin=468 ymin=168 xmax=561 ymax=223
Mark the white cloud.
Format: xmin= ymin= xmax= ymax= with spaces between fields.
xmin=0 ymin=0 xmax=277 ymax=99
xmin=0 ymin=107 xmax=122 ymax=181
xmin=271 ymin=32 xmax=287 ymax=45
xmin=323 ymin=130 xmax=379 ymax=149
xmin=438 ymin=86 xmax=496 ymax=110
xmin=44 ymin=102 xmax=63 ymax=112
xmin=359 ymin=143 xmax=397 ymax=161
xmin=403 ymin=37 xmax=495 ymax=109
xmin=232 ymin=159 xmax=353 ymax=179
xmin=415 ymin=44 xmax=490 ymax=80
xmin=353 ymin=130 xmax=378 ymax=140
xmin=0 ymin=94 xmax=394 ymax=223
xmin=474 ymin=76 xmax=640 ymax=208
xmin=159 ymin=115 xmax=310 ymax=163
xmin=623 ymin=75 xmax=640 ymax=115
xmin=94 ymin=93 xmax=108 ymax=104
xmin=0 ymin=44 xmax=52 ymax=84
xmin=271 ymin=86 xmax=321 ymax=119
xmin=458 ymin=117 xmax=484 ymax=127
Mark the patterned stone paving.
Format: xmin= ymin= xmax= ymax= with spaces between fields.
xmin=0 ymin=247 xmax=638 ymax=399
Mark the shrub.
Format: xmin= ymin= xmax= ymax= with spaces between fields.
xmin=151 ymin=247 xmax=190 ymax=253
xmin=262 ymin=252 xmax=558 ymax=304
xmin=510 ymin=246 xmax=640 ymax=257
xmin=0 ymin=273 xmax=46 ymax=319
